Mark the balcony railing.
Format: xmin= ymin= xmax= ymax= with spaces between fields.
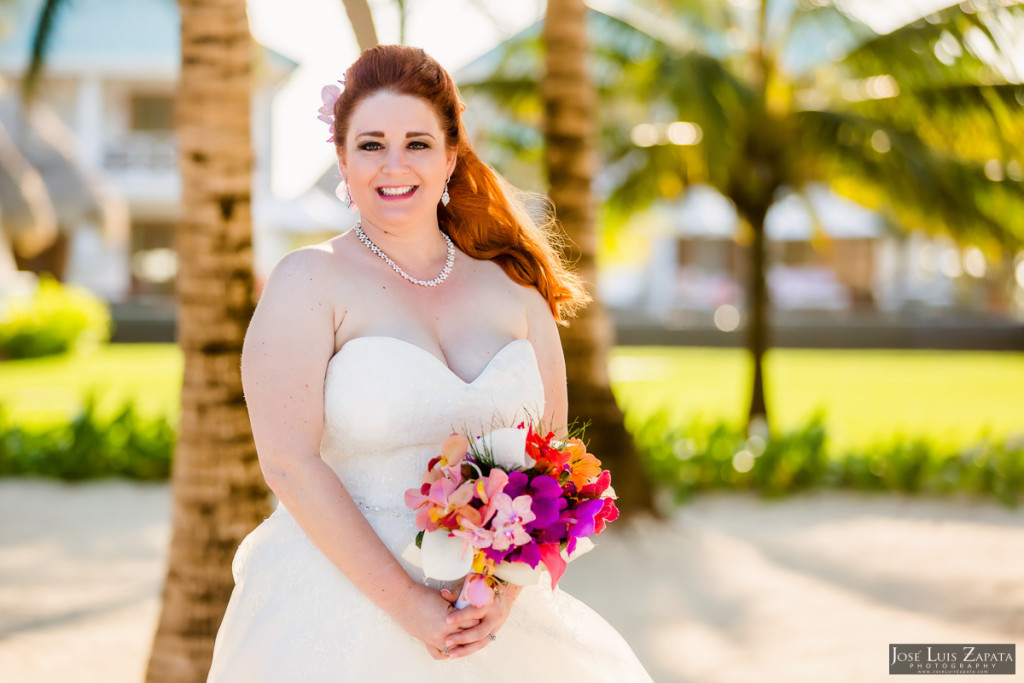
xmin=103 ymin=131 xmax=176 ymax=172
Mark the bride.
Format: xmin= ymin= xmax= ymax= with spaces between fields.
xmin=207 ymin=45 xmax=653 ymax=681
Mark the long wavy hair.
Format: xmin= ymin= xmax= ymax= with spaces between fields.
xmin=331 ymin=44 xmax=589 ymax=323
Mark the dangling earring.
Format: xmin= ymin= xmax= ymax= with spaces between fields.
xmin=336 ymin=178 xmax=356 ymax=212
xmin=441 ymin=177 xmax=451 ymax=207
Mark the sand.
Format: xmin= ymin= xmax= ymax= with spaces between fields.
xmin=0 ymin=479 xmax=1020 ymax=682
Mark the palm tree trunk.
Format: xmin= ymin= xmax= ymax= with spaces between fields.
xmin=339 ymin=0 xmax=378 ymax=52
xmin=146 ymin=2 xmax=270 ymax=680
xmin=543 ymin=0 xmax=654 ymax=516
xmin=744 ymin=207 xmax=770 ymax=426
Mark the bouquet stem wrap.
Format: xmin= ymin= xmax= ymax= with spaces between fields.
xmin=454 ymin=571 xmax=494 ymax=609
xmin=454 ymin=575 xmax=476 ymax=610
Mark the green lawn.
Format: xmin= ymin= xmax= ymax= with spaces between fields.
xmin=1 ymin=344 xmax=1022 ymax=451
xmin=0 ymin=344 xmax=183 ymax=427
xmin=611 ymin=347 xmax=1024 ymax=450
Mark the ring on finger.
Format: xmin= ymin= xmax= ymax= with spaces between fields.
xmin=487 ymin=632 xmax=496 ymax=642
xmin=441 ymin=646 xmax=450 ymax=656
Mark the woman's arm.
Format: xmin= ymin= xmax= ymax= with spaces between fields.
xmin=241 ymin=248 xmax=457 ymax=656
xmin=524 ymin=289 xmax=570 ymax=435
xmin=441 ymin=287 xmax=568 ymax=658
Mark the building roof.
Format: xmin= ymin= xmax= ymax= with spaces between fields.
xmin=0 ymin=0 xmax=298 ymax=81
xmin=658 ymin=183 xmax=887 ymax=241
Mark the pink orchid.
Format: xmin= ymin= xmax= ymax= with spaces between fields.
xmin=452 ymin=519 xmax=495 ymax=552
xmin=428 ymin=479 xmax=475 ymax=528
xmin=422 ymin=434 xmax=470 ymax=484
xmin=403 ymin=483 xmax=432 ymax=526
xmin=440 ymin=434 xmax=470 ymax=467
xmin=403 ymin=475 xmax=474 ymax=532
xmin=474 ymin=468 xmax=509 ymax=527
xmin=462 ymin=572 xmax=496 ymax=607
xmin=488 ymin=493 xmax=536 ymax=551
xmin=317 ymin=83 xmax=342 ymax=141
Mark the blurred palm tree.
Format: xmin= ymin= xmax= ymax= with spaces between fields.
xmin=340 ymin=0 xmax=378 ymax=50
xmin=22 ymin=0 xmax=380 ymax=677
xmin=462 ymin=0 xmax=1024 ymax=430
xmin=141 ymin=1 xmax=269 ymax=679
xmin=543 ymin=0 xmax=655 ymax=514
xmin=20 ymin=0 xmax=304 ymax=677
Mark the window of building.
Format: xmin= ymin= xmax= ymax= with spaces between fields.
xmin=130 ymin=220 xmax=176 ymax=298
xmin=130 ymin=94 xmax=174 ymax=131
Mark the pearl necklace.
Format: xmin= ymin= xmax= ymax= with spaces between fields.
xmin=353 ymin=221 xmax=455 ymax=288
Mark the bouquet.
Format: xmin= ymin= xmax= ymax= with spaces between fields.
xmin=402 ymin=422 xmax=619 ymax=608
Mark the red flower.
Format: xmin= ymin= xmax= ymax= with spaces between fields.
xmin=525 ymin=426 xmax=571 ymax=474
xmin=580 ymin=470 xmax=612 ymax=498
xmin=593 ymin=497 xmax=619 ymax=534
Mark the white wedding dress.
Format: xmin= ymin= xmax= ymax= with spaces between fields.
xmin=207 ymin=336 xmax=653 ymax=682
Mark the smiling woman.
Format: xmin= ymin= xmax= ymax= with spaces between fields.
xmin=326 ymin=45 xmax=588 ymax=321
xmin=341 ymin=93 xmax=456 ymax=227
xmin=204 ymin=45 xmax=652 ymax=682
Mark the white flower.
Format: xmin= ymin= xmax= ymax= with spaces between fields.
xmin=491 ymin=538 xmax=596 ymax=586
xmin=476 ymin=427 xmax=533 ymax=470
xmin=419 ymin=529 xmax=473 ymax=581
xmin=494 ymin=560 xmax=545 ymax=586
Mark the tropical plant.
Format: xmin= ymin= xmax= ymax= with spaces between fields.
xmin=462 ymin=0 xmax=1024 ymax=431
xmin=633 ymin=409 xmax=1023 ymax=508
xmin=19 ymin=0 xmax=378 ymax=676
xmin=0 ymin=395 xmax=175 ymax=480
xmin=20 ymin=0 xmax=284 ymax=676
xmin=542 ymin=0 xmax=655 ymax=514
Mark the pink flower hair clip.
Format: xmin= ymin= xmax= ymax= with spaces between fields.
xmin=317 ymin=82 xmax=343 ymax=142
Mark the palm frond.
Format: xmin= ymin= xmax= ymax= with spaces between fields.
xmin=459 ymin=77 xmax=540 ymax=103
xmin=586 ymin=0 xmax=719 ymax=56
xmin=836 ymin=0 xmax=1024 ymax=85
xmin=844 ymin=82 xmax=1024 ymax=164
xmin=792 ymin=108 xmax=1024 ymax=248
xmin=602 ymin=143 xmax=704 ymax=214
xmin=22 ymin=0 xmax=68 ymax=104
xmin=652 ymin=50 xmax=755 ymax=173
xmin=771 ymin=1 xmax=877 ymax=78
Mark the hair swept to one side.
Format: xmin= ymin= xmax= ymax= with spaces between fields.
xmin=332 ymin=44 xmax=589 ymax=323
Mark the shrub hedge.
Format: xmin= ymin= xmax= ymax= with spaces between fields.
xmin=0 ymin=396 xmax=173 ymax=480
xmin=0 ymin=275 xmax=111 ymax=359
xmin=1 ymin=398 xmax=1019 ymax=508
xmin=635 ymin=411 xmax=1023 ymax=508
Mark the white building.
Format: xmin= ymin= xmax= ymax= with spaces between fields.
xmin=603 ymin=184 xmax=974 ymax=322
xmin=0 ymin=0 xmax=354 ymax=304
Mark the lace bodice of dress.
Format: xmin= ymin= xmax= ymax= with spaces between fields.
xmin=318 ymin=336 xmax=545 ymax=514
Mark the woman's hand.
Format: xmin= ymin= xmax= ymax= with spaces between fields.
xmin=438 ymin=583 xmax=523 ymax=659
xmin=389 ymin=583 xmax=462 ymax=659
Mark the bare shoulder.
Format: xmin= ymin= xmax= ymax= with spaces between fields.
xmin=257 ymin=233 xmax=364 ymax=322
xmin=243 ymin=239 xmax=349 ymax=376
xmin=262 ymin=238 xmax=343 ymax=299
xmin=514 ymin=277 xmax=558 ymax=340
xmin=508 ymin=274 xmax=568 ymax=430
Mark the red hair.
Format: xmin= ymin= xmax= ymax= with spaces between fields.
xmin=332 ymin=44 xmax=588 ymax=322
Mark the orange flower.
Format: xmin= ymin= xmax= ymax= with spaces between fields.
xmin=565 ymin=438 xmax=602 ymax=490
